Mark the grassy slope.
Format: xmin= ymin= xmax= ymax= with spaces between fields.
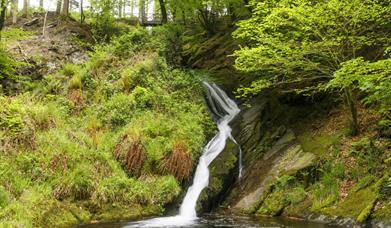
xmin=0 ymin=25 xmax=214 ymax=226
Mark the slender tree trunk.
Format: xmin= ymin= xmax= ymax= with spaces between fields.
xmin=123 ymin=0 xmax=126 ymax=18
xmin=139 ymin=0 xmax=146 ymax=24
xmin=118 ymin=0 xmax=122 ymax=18
xmin=11 ymin=0 xmax=17 ymax=24
xmin=344 ymin=87 xmax=359 ymax=135
xmin=56 ymin=0 xmax=62 ymax=14
xmin=80 ymin=0 xmax=85 ymax=23
xmin=158 ymin=0 xmax=167 ymax=23
xmin=130 ymin=0 xmax=134 ymax=17
xmin=23 ymin=0 xmax=29 ymax=17
xmin=39 ymin=0 xmax=43 ymax=9
xmin=62 ymin=0 xmax=69 ymax=16
xmin=0 ymin=0 xmax=6 ymax=32
xmin=42 ymin=11 xmax=48 ymax=37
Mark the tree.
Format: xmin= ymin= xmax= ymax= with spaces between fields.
xmin=62 ymin=0 xmax=69 ymax=16
xmin=327 ymin=57 xmax=391 ymax=131
xmin=22 ymin=0 xmax=28 ymax=17
xmin=232 ymin=0 xmax=391 ymax=135
xmin=0 ymin=0 xmax=6 ymax=32
xmin=11 ymin=0 xmax=17 ymax=24
xmin=56 ymin=0 xmax=62 ymax=14
xmin=80 ymin=0 xmax=85 ymax=23
xmin=139 ymin=0 xmax=146 ymax=24
xmin=158 ymin=0 xmax=167 ymax=23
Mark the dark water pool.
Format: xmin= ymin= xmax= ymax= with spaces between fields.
xmin=79 ymin=214 xmax=340 ymax=228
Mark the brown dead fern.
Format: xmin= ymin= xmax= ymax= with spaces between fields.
xmin=113 ymin=133 xmax=146 ymax=177
xmin=159 ymin=140 xmax=193 ymax=182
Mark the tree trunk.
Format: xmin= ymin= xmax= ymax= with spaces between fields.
xmin=344 ymin=87 xmax=359 ymax=136
xmin=123 ymin=0 xmax=126 ymax=18
xmin=11 ymin=0 xmax=17 ymax=24
xmin=0 ymin=0 xmax=6 ymax=32
xmin=139 ymin=0 xmax=146 ymax=24
xmin=62 ymin=0 xmax=69 ymax=16
xmin=118 ymin=0 xmax=122 ymax=18
xmin=130 ymin=0 xmax=134 ymax=17
xmin=80 ymin=0 xmax=85 ymax=23
xmin=39 ymin=0 xmax=43 ymax=9
xmin=158 ymin=0 xmax=167 ymax=23
xmin=23 ymin=0 xmax=29 ymax=17
xmin=56 ymin=0 xmax=62 ymax=14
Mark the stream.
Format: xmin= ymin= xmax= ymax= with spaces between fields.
xmin=80 ymin=214 xmax=340 ymax=228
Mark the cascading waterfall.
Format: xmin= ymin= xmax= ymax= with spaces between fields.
xmin=126 ymin=82 xmax=241 ymax=228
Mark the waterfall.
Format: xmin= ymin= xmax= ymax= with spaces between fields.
xmin=125 ymin=82 xmax=241 ymax=228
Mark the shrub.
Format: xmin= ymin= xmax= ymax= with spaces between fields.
xmin=0 ymin=186 xmax=10 ymax=209
xmin=53 ymin=164 xmax=95 ymax=201
xmin=0 ymin=96 xmax=26 ymax=134
xmin=61 ymin=64 xmax=79 ymax=77
xmin=92 ymin=176 xmax=136 ymax=205
xmin=28 ymin=103 xmax=63 ymax=130
xmin=69 ymin=75 xmax=82 ymax=90
xmin=98 ymin=94 xmax=135 ymax=127
xmin=151 ymin=176 xmax=181 ymax=205
xmin=0 ymin=47 xmax=22 ymax=90
xmin=111 ymin=28 xmax=150 ymax=58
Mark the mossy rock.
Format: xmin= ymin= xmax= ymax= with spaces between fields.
xmin=373 ymin=201 xmax=391 ymax=221
xmin=323 ymin=183 xmax=379 ymax=222
xmin=40 ymin=202 xmax=91 ymax=227
xmin=256 ymin=191 xmax=287 ymax=216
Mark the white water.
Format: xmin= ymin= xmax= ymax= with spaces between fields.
xmin=125 ymin=82 xmax=240 ymax=228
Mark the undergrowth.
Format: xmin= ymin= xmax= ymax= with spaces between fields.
xmin=0 ymin=26 xmax=214 ymax=226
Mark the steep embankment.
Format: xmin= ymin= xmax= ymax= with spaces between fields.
xmin=0 ymin=22 xmax=214 ymax=226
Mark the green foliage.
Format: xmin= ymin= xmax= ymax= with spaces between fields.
xmin=350 ymin=137 xmax=383 ymax=174
xmin=1 ymin=28 xmax=32 ymax=45
xmin=90 ymin=0 xmax=118 ymax=41
xmin=0 ymin=186 xmax=10 ymax=209
xmin=111 ymin=27 xmax=150 ymax=57
xmin=311 ymin=162 xmax=345 ymax=210
xmin=233 ymin=0 xmax=390 ymax=98
xmin=61 ymin=64 xmax=79 ymax=77
xmin=0 ymin=13 xmax=217 ymax=226
xmin=98 ymin=93 xmax=135 ymax=127
xmin=0 ymin=96 xmax=26 ymax=134
xmin=328 ymin=57 xmax=391 ymax=114
xmin=0 ymin=46 xmax=22 ymax=91
xmin=69 ymin=75 xmax=83 ymax=90
xmin=381 ymin=177 xmax=391 ymax=197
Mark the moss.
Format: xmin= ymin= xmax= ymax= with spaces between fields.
xmin=208 ymin=140 xmax=237 ymax=193
xmin=297 ymin=131 xmax=342 ymax=156
xmin=257 ymin=191 xmax=287 ymax=216
xmin=322 ymin=178 xmax=385 ymax=222
xmin=40 ymin=202 xmax=91 ymax=227
xmin=373 ymin=201 xmax=391 ymax=221
xmin=284 ymin=197 xmax=312 ymax=217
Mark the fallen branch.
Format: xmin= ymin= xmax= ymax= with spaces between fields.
xmin=24 ymin=18 xmax=39 ymax=26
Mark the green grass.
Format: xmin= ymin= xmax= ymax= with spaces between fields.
xmin=0 ymin=27 xmax=214 ymax=226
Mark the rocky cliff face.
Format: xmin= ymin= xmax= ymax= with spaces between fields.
xmin=201 ymin=96 xmax=316 ymax=213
